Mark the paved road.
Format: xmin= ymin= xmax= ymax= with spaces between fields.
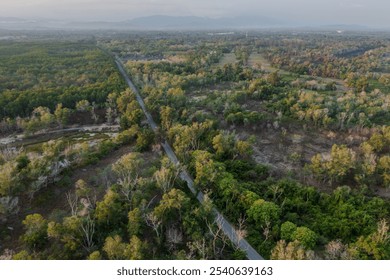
xmin=115 ymin=58 xmax=264 ymax=260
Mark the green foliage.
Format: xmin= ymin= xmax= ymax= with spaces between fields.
xmin=88 ymin=251 xmax=102 ymax=260
xmin=135 ymin=128 xmax=154 ymax=152
xmin=13 ymin=250 xmax=33 ymax=260
xmin=350 ymin=220 xmax=390 ymax=260
xmin=0 ymin=42 xmax=124 ymax=119
xmin=247 ymin=199 xmax=281 ymax=228
xmin=103 ymin=234 xmax=145 ymax=260
xmin=309 ymin=144 xmax=356 ymax=184
xmin=192 ymin=150 xmax=225 ymax=189
xmin=153 ymin=188 xmax=191 ymax=222
xmin=291 ymin=227 xmax=317 ymax=249
xmin=21 ymin=214 xmax=48 ymax=249
xmin=95 ymin=189 xmax=126 ymax=228
xmin=280 ymin=221 xmax=298 ymax=241
xmin=128 ymin=208 xmax=142 ymax=237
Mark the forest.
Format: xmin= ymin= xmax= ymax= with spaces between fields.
xmin=0 ymin=30 xmax=389 ymax=260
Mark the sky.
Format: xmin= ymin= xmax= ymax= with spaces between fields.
xmin=2 ymin=0 xmax=390 ymax=28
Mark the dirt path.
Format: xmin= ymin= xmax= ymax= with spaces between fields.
xmin=0 ymin=124 xmax=119 ymax=146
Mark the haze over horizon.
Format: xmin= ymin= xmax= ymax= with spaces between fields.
xmin=1 ymin=0 xmax=390 ymax=28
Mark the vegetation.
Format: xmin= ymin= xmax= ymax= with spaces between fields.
xmin=1 ymin=30 xmax=389 ymax=260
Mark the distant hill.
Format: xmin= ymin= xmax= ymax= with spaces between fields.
xmin=125 ymin=15 xmax=285 ymax=30
xmin=0 ymin=15 xmax=374 ymax=31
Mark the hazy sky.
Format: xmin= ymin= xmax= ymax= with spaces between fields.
xmin=2 ymin=0 xmax=390 ymax=27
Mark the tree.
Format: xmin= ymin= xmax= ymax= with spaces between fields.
xmin=368 ymin=133 xmax=385 ymax=152
xmin=21 ymin=214 xmax=48 ymax=249
xmin=88 ymin=251 xmax=102 ymax=260
xmin=75 ymin=100 xmax=90 ymax=112
xmin=309 ymin=144 xmax=356 ymax=184
xmin=212 ymin=131 xmax=235 ymax=159
xmin=192 ymin=150 xmax=224 ymax=189
xmin=271 ymin=240 xmax=312 ymax=260
xmin=105 ymin=93 xmax=118 ymax=124
xmin=169 ymin=121 xmax=214 ymax=160
xmin=0 ymin=161 xmax=16 ymax=196
xmin=22 ymin=106 xmax=54 ymax=134
xmin=154 ymin=158 xmax=180 ymax=193
xmin=153 ymin=188 xmax=190 ymax=222
xmin=378 ymin=156 xmax=390 ymax=188
xmin=235 ymin=139 xmax=254 ymax=159
xmin=128 ymin=208 xmax=141 ymax=237
xmin=267 ymin=71 xmax=280 ymax=86
xmin=351 ymin=219 xmax=390 ymax=260
xmin=103 ymin=235 xmax=127 ymax=260
xmin=54 ymin=103 xmax=70 ymax=127
xmin=112 ymin=153 xmax=143 ymax=203
xmin=280 ymin=221 xmax=298 ymax=241
xmin=160 ymin=106 xmax=174 ymax=131
xmin=125 ymin=235 xmax=144 ymax=260
xmin=324 ymin=240 xmax=351 ymax=260
xmin=135 ymin=128 xmax=154 ymax=152
xmin=94 ymin=189 xmax=125 ymax=227
xmin=103 ymin=235 xmax=144 ymax=260
xmin=291 ymin=226 xmax=317 ymax=249
xmin=247 ymin=199 xmax=281 ymax=228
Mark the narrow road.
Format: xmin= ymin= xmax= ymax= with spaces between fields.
xmin=115 ymin=58 xmax=264 ymax=260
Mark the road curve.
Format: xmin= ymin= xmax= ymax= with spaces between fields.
xmin=115 ymin=58 xmax=264 ymax=260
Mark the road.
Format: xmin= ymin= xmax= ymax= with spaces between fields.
xmin=115 ymin=58 xmax=264 ymax=260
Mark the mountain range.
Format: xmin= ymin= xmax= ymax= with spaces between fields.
xmin=0 ymin=15 xmax=372 ymax=31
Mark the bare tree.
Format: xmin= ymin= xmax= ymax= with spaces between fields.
xmin=80 ymin=216 xmax=95 ymax=253
xmin=154 ymin=163 xmax=181 ymax=193
xmin=166 ymin=226 xmax=183 ymax=251
xmin=187 ymin=238 xmax=209 ymax=260
xmin=145 ymin=212 xmax=162 ymax=242
xmin=234 ymin=216 xmax=248 ymax=251
xmin=206 ymin=215 xmax=229 ymax=259
xmin=66 ymin=191 xmax=79 ymax=216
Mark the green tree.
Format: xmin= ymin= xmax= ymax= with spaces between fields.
xmin=153 ymin=188 xmax=190 ymax=222
xmin=247 ymin=199 xmax=281 ymax=228
xmin=309 ymin=144 xmax=356 ymax=184
xmin=21 ymin=214 xmax=48 ymax=249
xmin=212 ymin=131 xmax=235 ymax=159
xmin=350 ymin=220 xmax=390 ymax=260
xmin=291 ymin=227 xmax=317 ymax=249
xmin=75 ymin=100 xmax=91 ymax=112
xmin=192 ymin=150 xmax=225 ymax=189
xmin=54 ymin=103 xmax=70 ymax=127
xmin=160 ymin=106 xmax=174 ymax=131
xmin=128 ymin=208 xmax=142 ymax=237
xmin=88 ymin=251 xmax=102 ymax=260
xmin=378 ymin=156 xmax=390 ymax=188
xmin=280 ymin=221 xmax=298 ymax=241
xmin=94 ymin=189 xmax=125 ymax=227
xmin=0 ymin=161 xmax=16 ymax=196
xmin=103 ymin=235 xmax=127 ymax=260
xmin=103 ymin=235 xmax=144 ymax=260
